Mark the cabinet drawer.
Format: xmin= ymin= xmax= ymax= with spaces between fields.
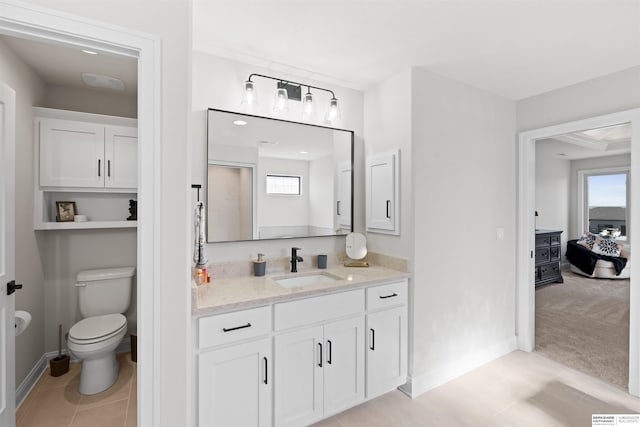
xmin=535 ymin=236 xmax=550 ymax=247
xmin=549 ymin=246 xmax=560 ymax=261
xmin=540 ymin=263 xmax=560 ymax=279
xmin=550 ymin=235 xmax=561 ymax=246
xmin=274 ymin=289 xmax=364 ymax=331
xmin=535 ymin=248 xmax=549 ymax=264
xmin=366 ymin=281 xmax=407 ymax=311
xmin=199 ymin=305 xmax=272 ymax=349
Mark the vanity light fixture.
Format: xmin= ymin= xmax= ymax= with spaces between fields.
xmin=242 ymin=73 xmax=341 ymax=123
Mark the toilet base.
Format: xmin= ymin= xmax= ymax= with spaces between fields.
xmin=78 ymin=352 xmax=120 ymax=395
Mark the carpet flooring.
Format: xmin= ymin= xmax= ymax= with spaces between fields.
xmin=535 ymin=271 xmax=630 ymax=390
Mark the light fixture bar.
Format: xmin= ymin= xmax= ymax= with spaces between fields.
xmin=246 ymin=73 xmax=336 ymax=100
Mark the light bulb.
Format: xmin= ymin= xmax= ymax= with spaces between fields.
xmin=241 ymin=80 xmax=257 ymax=109
xmin=302 ymin=90 xmax=315 ymax=121
xmin=273 ymin=87 xmax=289 ymax=116
xmin=326 ymin=97 xmax=341 ymax=123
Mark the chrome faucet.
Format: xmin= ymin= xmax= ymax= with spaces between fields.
xmin=291 ymin=247 xmax=303 ymax=272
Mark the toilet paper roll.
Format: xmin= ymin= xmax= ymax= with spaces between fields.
xmin=15 ymin=310 xmax=32 ymax=336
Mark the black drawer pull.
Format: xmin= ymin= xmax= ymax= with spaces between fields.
xmin=327 ymin=340 xmax=332 ymax=365
xmin=318 ymin=342 xmax=323 ymax=367
xmin=370 ymin=328 xmax=375 ymax=350
xmin=98 ymin=159 xmax=101 ymax=177
xmin=379 ymin=293 xmax=398 ymax=299
xmin=222 ymin=322 xmax=251 ymax=333
xmin=386 ymin=200 xmax=391 ymax=219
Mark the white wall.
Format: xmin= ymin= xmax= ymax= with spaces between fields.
xmin=0 ymin=37 xmax=47 ymax=389
xmin=258 ymin=157 xmax=309 ymax=227
xmin=570 ymin=154 xmax=631 ymax=239
xmin=363 ymin=68 xmax=413 ymax=259
xmin=535 ymin=145 xmax=571 ymax=251
xmin=517 ymin=66 xmax=640 ymax=131
xmin=23 ymin=1 xmax=192 ymax=424
xmin=409 ymin=67 xmax=517 ymax=392
xmin=192 ymin=52 xmax=364 ymax=262
xmin=45 ymin=84 xmax=137 ymax=118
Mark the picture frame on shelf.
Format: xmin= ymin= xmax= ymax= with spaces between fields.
xmin=55 ymin=201 xmax=77 ymax=222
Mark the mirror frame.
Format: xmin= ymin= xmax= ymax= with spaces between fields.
xmin=206 ymin=108 xmax=355 ymax=242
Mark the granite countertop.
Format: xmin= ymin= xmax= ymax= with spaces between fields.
xmin=192 ymin=264 xmax=410 ymax=316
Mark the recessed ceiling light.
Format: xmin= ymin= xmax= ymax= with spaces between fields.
xmin=299 ymin=151 xmax=308 ymax=154
xmin=81 ymin=73 xmax=125 ymax=91
xmin=81 ymin=49 xmax=98 ymax=55
xmin=557 ymin=153 xmax=567 ymax=156
xmin=233 ymin=120 xmax=247 ymax=126
xmin=259 ymin=140 xmax=277 ymax=145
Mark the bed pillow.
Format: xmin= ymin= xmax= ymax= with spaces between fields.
xmin=591 ymin=237 xmax=623 ymax=257
xmin=577 ymin=232 xmax=597 ymax=250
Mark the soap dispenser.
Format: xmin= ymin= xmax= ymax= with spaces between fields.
xmin=254 ymin=253 xmax=266 ymax=277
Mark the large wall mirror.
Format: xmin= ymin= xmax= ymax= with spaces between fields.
xmin=206 ymin=109 xmax=354 ymax=243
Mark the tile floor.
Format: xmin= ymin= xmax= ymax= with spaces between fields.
xmin=312 ymin=350 xmax=640 ymax=427
xmin=16 ymin=353 xmax=136 ymax=427
xmin=15 ymin=350 xmax=640 ymax=426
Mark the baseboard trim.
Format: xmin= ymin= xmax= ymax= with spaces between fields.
xmin=16 ymin=337 xmax=132 ymax=408
xmin=399 ymin=336 xmax=518 ymax=398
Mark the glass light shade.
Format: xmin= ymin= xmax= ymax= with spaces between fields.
xmin=302 ymin=91 xmax=315 ymax=120
xmin=326 ymin=97 xmax=341 ymax=123
xmin=273 ymin=87 xmax=289 ymax=115
xmin=241 ymin=80 xmax=258 ymax=108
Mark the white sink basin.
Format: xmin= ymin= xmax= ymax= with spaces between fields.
xmin=274 ymin=272 xmax=343 ymax=288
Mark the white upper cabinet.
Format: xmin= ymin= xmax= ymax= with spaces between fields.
xmin=105 ymin=126 xmax=138 ymax=189
xmin=38 ymin=112 xmax=137 ymax=191
xmin=366 ymin=149 xmax=400 ymax=234
xmin=39 ymin=118 xmax=105 ymax=188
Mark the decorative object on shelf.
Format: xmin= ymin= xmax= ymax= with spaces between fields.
xmin=55 ymin=201 xmax=76 ymax=222
xmin=127 ymin=200 xmax=137 ymax=221
xmin=241 ymin=73 xmax=341 ymax=123
xmin=74 ymin=215 xmax=88 ymax=222
xmin=254 ymin=253 xmax=266 ymax=277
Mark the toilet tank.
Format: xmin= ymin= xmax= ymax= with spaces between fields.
xmin=76 ymin=267 xmax=135 ymax=318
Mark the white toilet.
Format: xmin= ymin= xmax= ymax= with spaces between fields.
xmin=67 ymin=266 xmax=135 ymax=395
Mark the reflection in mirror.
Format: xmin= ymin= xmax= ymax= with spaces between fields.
xmin=207 ymin=109 xmax=354 ymax=242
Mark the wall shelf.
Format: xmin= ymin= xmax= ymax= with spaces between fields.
xmin=35 ymin=220 xmax=137 ymax=231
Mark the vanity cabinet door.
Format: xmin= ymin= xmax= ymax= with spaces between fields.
xmin=323 ymin=316 xmax=365 ymax=417
xmin=39 ymin=118 xmax=105 ymax=188
xmin=198 ymin=338 xmax=272 ymax=427
xmin=104 ymin=126 xmax=137 ymax=189
xmin=366 ymin=150 xmax=399 ymax=235
xmin=366 ymin=306 xmax=407 ymax=399
xmin=274 ymin=326 xmax=324 ymax=427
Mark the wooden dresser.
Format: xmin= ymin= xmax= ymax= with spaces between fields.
xmin=535 ymin=229 xmax=563 ymax=287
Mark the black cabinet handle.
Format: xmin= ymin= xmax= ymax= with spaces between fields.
xmin=108 ymin=160 xmax=111 ymax=177
xmin=222 ymin=322 xmax=251 ymax=333
xmin=370 ymin=328 xmax=375 ymax=350
xmin=98 ymin=159 xmax=101 ymax=177
xmin=379 ymin=293 xmax=398 ymax=299
xmin=337 ymin=201 xmax=341 ymax=216
xmin=386 ymin=200 xmax=391 ymax=219
xmin=263 ymin=357 xmax=268 ymax=384
xmin=318 ymin=342 xmax=323 ymax=367
xmin=327 ymin=340 xmax=332 ymax=365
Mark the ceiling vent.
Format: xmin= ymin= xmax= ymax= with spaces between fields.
xmin=81 ymin=73 xmax=125 ymax=91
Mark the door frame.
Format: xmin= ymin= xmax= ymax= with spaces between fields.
xmin=517 ymin=108 xmax=640 ymax=395
xmin=0 ymin=1 xmax=160 ymax=423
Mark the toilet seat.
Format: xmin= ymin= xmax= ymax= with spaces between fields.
xmin=69 ymin=313 xmax=127 ymax=344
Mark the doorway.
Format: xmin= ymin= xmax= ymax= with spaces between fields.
xmin=0 ymin=3 xmax=160 ymax=425
xmin=517 ymin=109 xmax=640 ymax=396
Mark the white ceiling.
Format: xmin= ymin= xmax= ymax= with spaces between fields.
xmin=536 ymin=123 xmax=631 ymax=160
xmin=192 ymin=0 xmax=640 ymax=100
xmin=1 ymin=35 xmax=138 ymax=97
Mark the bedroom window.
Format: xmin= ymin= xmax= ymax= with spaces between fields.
xmin=583 ymin=170 xmax=629 ymax=240
xmin=266 ymin=174 xmax=301 ymax=195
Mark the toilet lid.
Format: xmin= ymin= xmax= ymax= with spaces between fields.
xmin=69 ymin=314 xmax=126 ymax=341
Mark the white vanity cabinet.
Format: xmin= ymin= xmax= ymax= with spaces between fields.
xmin=197 ymin=306 xmax=273 ymax=427
xmin=39 ymin=117 xmax=137 ymax=190
xmin=194 ymin=278 xmax=408 ymax=427
xmin=366 ymin=281 xmax=408 ymax=399
xmin=366 ymin=149 xmax=400 ymax=235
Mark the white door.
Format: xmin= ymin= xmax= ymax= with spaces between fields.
xmin=366 ymin=307 xmax=407 ymax=399
xmin=336 ymin=163 xmax=351 ymax=230
xmin=105 ymin=126 xmax=138 ymax=189
xmin=323 ymin=316 xmax=364 ymax=417
xmin=0 ymin=81 xmax=17 ymax=427
xmin=274 ymin=326 xmax=324 ymax=427
xmin=366 ymin=150 xmax=399 ymax=234
xmin=39 ymin=118 xmax=105 ymax=188
xmin=198 ymin=338 xmax=272 ymax=427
